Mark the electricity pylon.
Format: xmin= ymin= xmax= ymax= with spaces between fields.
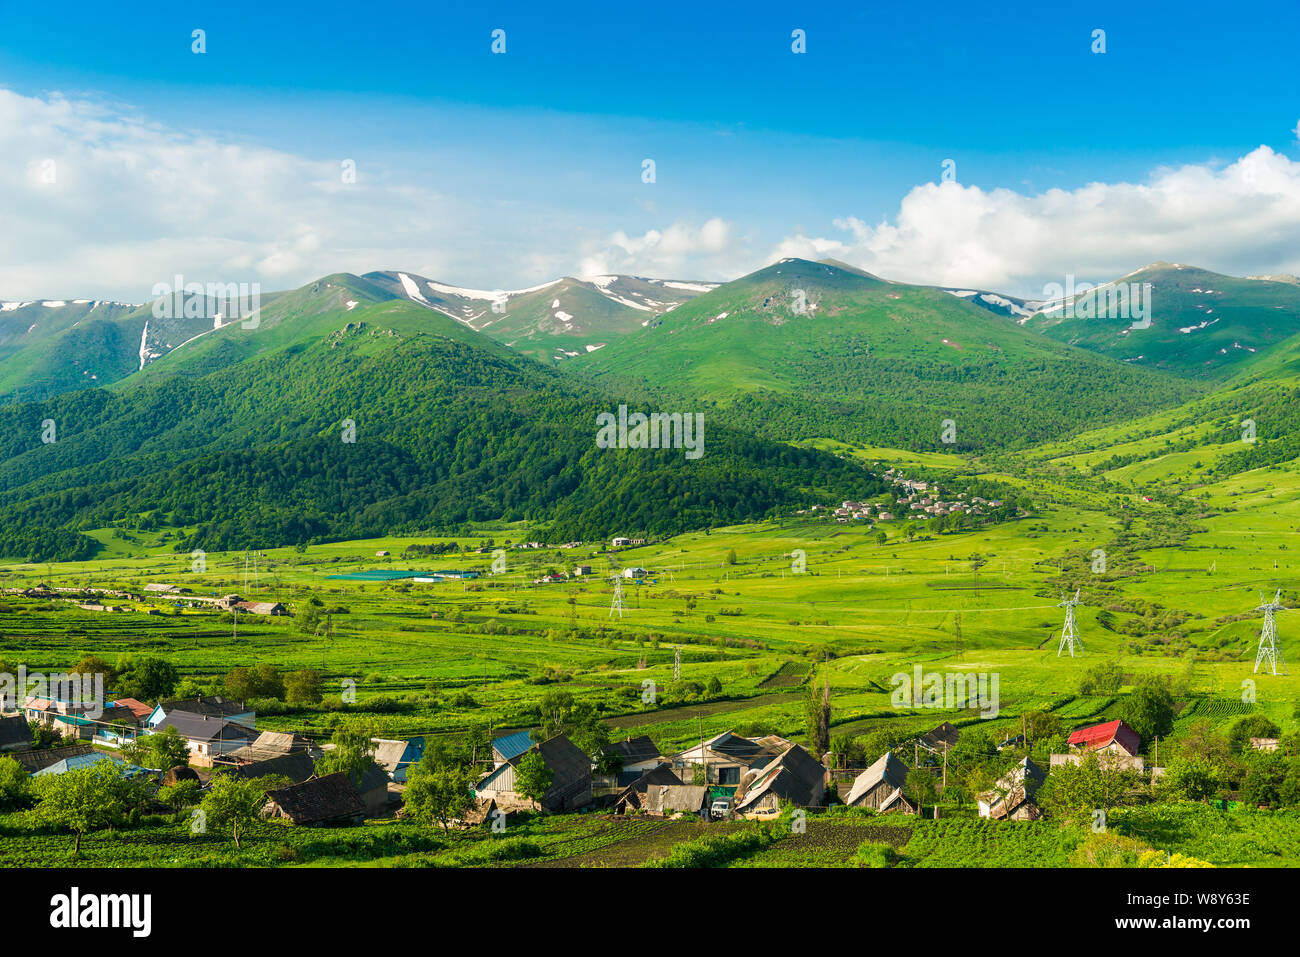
xmin=1057 ymin=589 xmax=1084 ymax=658
xmin=1254 ymin=589 xmax=1288 ymax=676
xmin=609 ymin=575 xmax=626 ymax=618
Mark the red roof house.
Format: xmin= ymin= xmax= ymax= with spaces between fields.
xmin=1067 ymin=719 xmax=1140 ymax=757
xmin=111 ymin=698 xmax=153 ymax=722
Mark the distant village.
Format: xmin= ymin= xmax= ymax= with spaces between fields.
xmin=795 ymin=469 xmax=1017 ymax=526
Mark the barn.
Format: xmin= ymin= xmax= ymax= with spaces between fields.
xmin=264 ymin=773 xmax=365 ymax=826
xmin=475 ymin=734 xmax=592 ymax=812
xmin=732 ymin=744 xmax=826 ymax=818
xmin=842 ymin=752 xmax=916 ymax=814
xmin=977 ymin=757 xmax=1046 ymax=821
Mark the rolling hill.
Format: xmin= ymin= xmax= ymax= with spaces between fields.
xmin=571 ymin=258 xmax=1202 ymax=450
xmin=0 ymin=283 xmax=884 ymax=560
xmin=1018 ymin=263 xmax=1300 ymax=378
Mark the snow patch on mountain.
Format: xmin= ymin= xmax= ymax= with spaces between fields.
xmin=396 ymin=273 xmax=429 ymax=304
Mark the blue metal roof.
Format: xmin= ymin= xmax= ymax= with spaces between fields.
xmin=492 ymin=730 xmax=533 ymax=761
xmin=33 ymin=752 xmax=152 ymax=778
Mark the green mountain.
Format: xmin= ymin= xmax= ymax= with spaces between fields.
xmin=1020 ymin=263 xmax=1300 ymax=379
xmin=0 ymin=281 xmax=883 ymax=561
xmin=363 ymin=270 xmax=715 ymax=364
xmin=572 ymin=258 xmax=1201 ymax=450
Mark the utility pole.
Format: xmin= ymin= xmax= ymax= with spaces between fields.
xmin=698 ymin=713 xmax=707 ymax=787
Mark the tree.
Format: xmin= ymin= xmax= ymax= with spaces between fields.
xmin=1171 ymin=719 xmax=1231 ymax=767
xmin=295 ymin=602 xmax=324 ymax=635
xmin=858 ymin=729 xmax=896 ymax=767
xmin=315 ymin=723 xmax=380 ymax=785
xmin=285 ymin=668 xmax=323 ymax=705
xmin=0 ymin=755 xmax=32 ymax=811
xmin=724 ymin=549 xmax=737 ymax=566
xmin=1118 ymin=676 xmax=1175 ymax=747
xmin=200 ymin=773 xmax=268 ymax=848
xmin=116 ymin=656 xmax=178 ymax=701
xmin=252 ymin=663 xmax=285 ymax=700
xmin=514 ymin=751 xmax=553 ymax=810
xmin=156 ymin=779 xmax=201 ymax=820
xmin=537 ymin=689 xmax=575 ymax=739
xmin=33 ymin=759 xmax=145 ymax=856
xmin=122 ymin=725 xmax=190 ymax=773
xmin=30 ymin=721 xmax=67 ymax=750
xmin=1037 ymin=752 xmax=1139 ymax=823
xmin=225 ymin=663 xmax=285 ymax=702
xmin=223 ymin=667 xmax=258 ymax=702
xmin=594 ymin=748 xmax=623 ymax=778
xmin=403 ymin=763 xmax=474 ymax=832
xmin=1022 ymin=710 xmax=1061 ymax=744
xmin=1227 ymin=714 xmax=1281 ymax=755
xmin=705 ymin=676 xmax=722 ymax=697
xmin=69 ymin=654 xmax=115 ymax=681
xmin=1239 ymin=751 xmax=1287 ymax=806
xmin=905 ymin=768 xmax=936 ymax=813
xmin=1078 ymin=660 xmax=1124 ymax=695
xmin=804 ymin=675 xmax=831 ymax=759
xmin=1159 ymin=756 xmax=1218 ymax=802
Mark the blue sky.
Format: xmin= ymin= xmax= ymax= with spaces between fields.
xmin=2 ymin=0 xmax=1300 ymax=298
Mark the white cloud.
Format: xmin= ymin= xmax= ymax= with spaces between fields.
xmin=770 ymin=145 xmax=1300 ymax=296
xmin=7 ymin=86 xmax=1300 ymax=301
xmin=578 ymin=218 xmax=741 ymax=279
xmin=0 ymin=88 xmax=461 ymax=299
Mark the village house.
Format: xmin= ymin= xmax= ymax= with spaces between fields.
xmin=918 ymin=721 xmax=961 ymax=754
xmin=12 ymin=743 xmax=94 ymax=775
xmin=596 ymin=735 xmax=664 ymax=787
xmin=490 ymin=730 xmax=533 ymax=769
xmin=0 ymin=713 xmax=30 ymax=752
xmin=640 ymin=784 xmax=710 ymax=819
xmin=355 ymin=762 xmax=394 ymax=816
xmin=372 ymin=737 xmax=424 ymax=782
xmin=977 ymin=757 xmax=1045 ymax=821
xmin=669 ymin=730 xmax=791 ymax=786
xmin=264 ymin=772 xmax=366 ymax=826
xmin=1067 ymin=718 xmax=1140 ymax=756
xmin=228 ymin=750 xmax=317 ymax=785
xmin=842 ymin=752 xmax=916 ymax=813
xmin=475 ymin=734 xmax=592 ymax=812
xmin=612 ymin=764 xmax=683 ymax=814
xmin=232 ymin=601 xmax=289 ymax=616
xmin=1051 ymin=719 xmax=1144 ymax=771
xmin=111 ymin=698 xmax=154 ymax=725
xmin=152 ymin=712 xmax=256 ymax=767
xmin=573 ymin=565 xmax=593 ymax=576
xmin=226 ymin=730 xmax=321 ymax=764
xmin=147 ymin=696 xmax=255 ymax=730
xmin=732 ymin=744 xmax=826 ymax=818
xmin=33 ymin=751 xmax=151 ymax=779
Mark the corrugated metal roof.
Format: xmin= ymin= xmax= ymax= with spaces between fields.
xmin=492 ymin=730 xmax=533 ymax=762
